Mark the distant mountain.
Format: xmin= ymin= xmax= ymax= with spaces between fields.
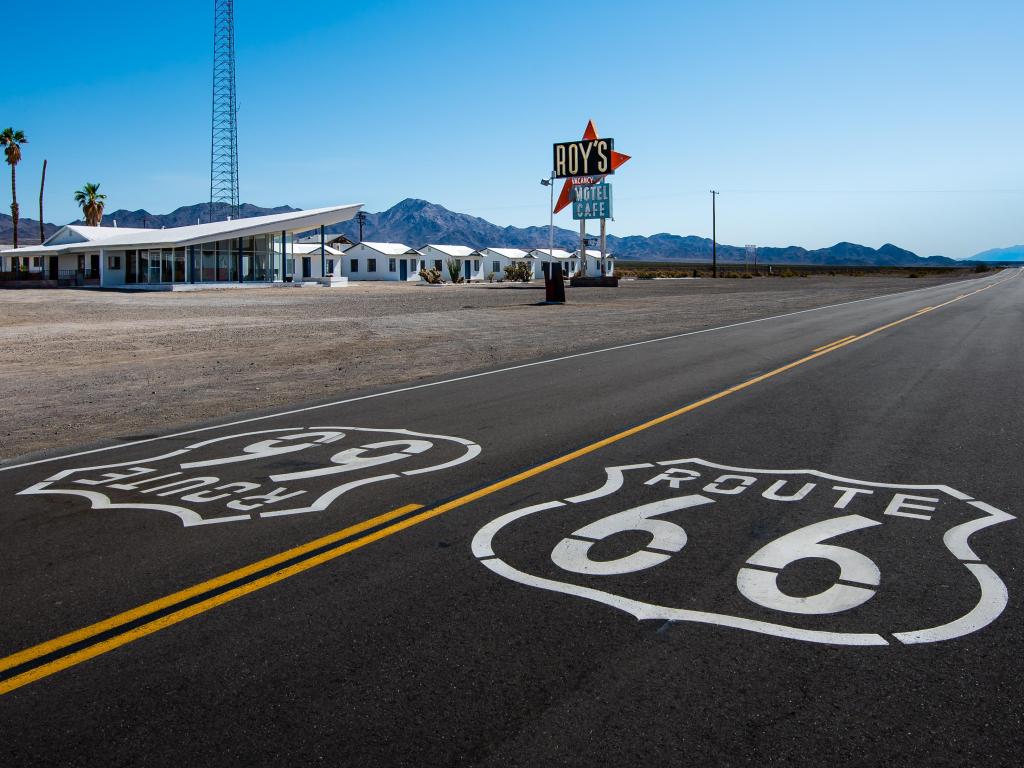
xmin=0 ymin=213 xmax=60 ymax=245
xmin=317 ymin=198 xmax=961 ymax=267
xmin=970 ymin=244 xmax=1024 ymax=263
xmin=7 ymin=197 xmax=963 ymax=267
xmin=90 ymin=202 xmax=301 ymax=229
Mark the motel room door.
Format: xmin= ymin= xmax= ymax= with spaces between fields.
xmin=90 ymin=253 xmax=100 ymax=277
xmin=464 ymin=260 xmax=471 ymax=281
xmin=302 ymin=257 xmax=311 ymax=279
xmin=400 ymin=260 xmax=408 ymax=280
xmin=48 ymin=256 xmax=58 ymax=279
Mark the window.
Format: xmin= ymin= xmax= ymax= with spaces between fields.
xmin=173 ymin=248 xmax=185 ymax=282
xmin=433 ymin=260 xmax=442 ymax=272
xmin=409 ymin=259 xmax=417 ymax=273
xmin=32 ymin=257 xmax=41 ymax=268
xmin=368 ymin=258 xmax=377 ymax=272
xmin=126 ymin=250 xmax=137 ymax=283
xmin=388 ymin=258 xmax=397 ymax=272
xmin=492 ymin=261 xmax=500 ymax=274
xmin=350 ymin=258 xmax=359 ymax=272
xmin=474 ymin=260 xmax=480 ymax=271
xmin=420 ymin=260 xmax=426 ymax=270
xmin=107 ymin=255 xmax=121 ymax=270
xmin=326 ymin=259 xmax=334 ymax=275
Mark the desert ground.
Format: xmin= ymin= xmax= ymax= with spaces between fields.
xmin=0 ymin=273 xmax=984 ymax=460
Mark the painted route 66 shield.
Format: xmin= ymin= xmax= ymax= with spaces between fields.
xmin=18 ymin=426 xmax=479 ymax=527
xmin=472 ymin=459 xmax=1014 ymax=646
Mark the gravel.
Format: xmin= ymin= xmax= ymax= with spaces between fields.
xmin=0 ymin=274 xmax=982 ymax=460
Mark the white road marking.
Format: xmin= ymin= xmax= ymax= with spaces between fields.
xmin=472 ymin=458 xmax=1016 ymax=646
xmin=1 ymin=274 xmax=1002 ymax=473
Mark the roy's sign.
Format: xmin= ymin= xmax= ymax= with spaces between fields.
xmin=572 ymin=183 xmax=612 ymax=220
xmin=553 ymin=138 xmax=616 ymax=178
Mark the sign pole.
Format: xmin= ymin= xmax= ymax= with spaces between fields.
xmin=579 ymin=216 xmax=587 ymax=277
xmin=599 ymin=217 xmax=607 ymax=275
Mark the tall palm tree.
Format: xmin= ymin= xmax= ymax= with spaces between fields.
xmin=74 ymin=182 xmax=106 ymax=227
xmin=0 ymin=128 xmax=28 ymax=249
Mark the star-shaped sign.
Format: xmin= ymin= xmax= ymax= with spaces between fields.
xmin=553 ymin=120 xmax=631 ymax=214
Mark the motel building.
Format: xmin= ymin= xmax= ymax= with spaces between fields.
xmin=527 ymin=248 xmax=577 ymax=278
xmin=418 ymin=245 xmax=482 ymax=282
xmin=0 ymin=205 xmax=361 ymax=289
xmin=474 ymin=248 xmax=532 ymax=280
xmin=575 ymin=249 xmax=615 ymax=276
xmin=343 ymin=242 xmax=422 ymax=282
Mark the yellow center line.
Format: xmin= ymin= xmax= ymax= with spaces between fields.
xmin=812 ymin=335 xmax=857 ymax=353
xmin=0 ymin=503 xmax=423 ymax=677
xmin=0 ymin=271 xmax=1015 ymax=696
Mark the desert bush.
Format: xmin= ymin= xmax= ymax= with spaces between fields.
xmin=486 ymin=272 xmax=496 ymax=283
xmin=504 ymin=262 xmax=533 ymax=282
xmin=974 ymin=263 xmax=990 ymax=273
xmin=418 ymin=267 xmax=444 ymax=284
xmin=741 ymin=273 xmax=753 ymax=279
xmin=445 ymin=258 xmax=465 ymax=283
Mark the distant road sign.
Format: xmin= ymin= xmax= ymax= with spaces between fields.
xmin=572 ymin=183 xmax=613 ymax=220
xmin=554 ymin=138 xmax=616 ymax=178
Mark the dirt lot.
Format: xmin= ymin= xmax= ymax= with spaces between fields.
xmin=0 ymin=273 xmax=984 ymax=460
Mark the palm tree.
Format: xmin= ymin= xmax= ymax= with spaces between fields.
xmin=74 ymin=182 xmax=107 ymax=227
xmin=0 ymin=128 xmax=28 ymax=249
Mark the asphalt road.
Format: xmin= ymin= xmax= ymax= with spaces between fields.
xmin=1 ymin=269 xmax=1021 ymax=767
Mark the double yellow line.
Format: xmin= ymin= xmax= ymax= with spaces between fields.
xmin=0 ymin=273 xmax=1013 ymax=696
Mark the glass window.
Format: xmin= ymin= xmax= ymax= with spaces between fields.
xmin=202 ymin=246 xmax=216 ymax=281
xmin=434 ymin=260 xmax=442 ymax=272
xmin=492 ymin=261 xmax=500 ymax=273
xmin=173 ymin=248 xmax=185 ymax=282
xmin=388 ymin=258 xmax=396 ymax=272
xmin=138 ymin=250 xmax=150 ymax=284
xmin=350 ymin=258 xmax=358 ymax=272
xmin=409 ymin=259 xmax=417 ymax=272
xmin=326 ymin=259 xmax=334 ymax=275
xmin=161 ymin=249 xmax=173 ymax=282
xmin=368 ymin=258 xmax=377 ymax=272
xmin=474 ymin=260 xmax=480 ymax=271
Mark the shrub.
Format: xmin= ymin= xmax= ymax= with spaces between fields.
xmin=908 ymin=272 xmax=919 ymax=278
xmin=741 ymin=273 xmax=753 ymax=279
xmin=418 ymin=267 xmax=444 ymax=284
xmin=485 ymin=271 xmax=496 ymax=283
xmin=974 ymin=263 xmax=990 ymax=273
xmin=504 ymin=262 xmax=533 ymax=282
xmin=445 ymin=258 xmax=465 ymax=283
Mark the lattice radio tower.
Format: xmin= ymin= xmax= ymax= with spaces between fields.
xmin=209 ymin=0 xmax=239 ymax=222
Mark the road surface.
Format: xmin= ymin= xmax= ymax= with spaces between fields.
xmin=1 ymin=269 xmax=1021 ymax=766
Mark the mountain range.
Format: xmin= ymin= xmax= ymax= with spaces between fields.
xmin=970 ymin=244 xmax=1024 ymax=263
xmin=0 ymin=199 xmax=1003 ymax=266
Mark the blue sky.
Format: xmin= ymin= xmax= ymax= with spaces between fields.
xmin=3 ymin=0 xmax=1021 ymax=257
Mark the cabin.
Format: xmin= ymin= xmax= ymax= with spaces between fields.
xmin=419 ymin=245 xmax=482 ymax=282
xmin=343 ymin=242 xmax=422 ymax=281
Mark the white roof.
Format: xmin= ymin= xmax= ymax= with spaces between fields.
xmin=291 ymin=243 xmax=345 ymax=256
xmin=528 ymin=248 xmax=574 ymax=260
xmin=477 ymin=247 xmax=528 ymax=259
xmin=576 ymin=249 xmax=615 ymax=258
xmin=421 ymin=244 xmax=476 ymax=258
xmin=352 ymin=242 xmax=420 ymax=256
xmin=1 ymin=204 xmax=363 ymax=256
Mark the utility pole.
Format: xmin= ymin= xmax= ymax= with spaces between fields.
xmin=710 ymin=190 xmax=719 ymax=278
xmin=356 ymin=210 xmax=367 ymax=242
xmin=38 ymin=159 xmax=47 ymax=244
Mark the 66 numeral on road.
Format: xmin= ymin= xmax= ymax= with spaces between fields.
xmin=549 ymin=494 xmax=883 ymax=616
